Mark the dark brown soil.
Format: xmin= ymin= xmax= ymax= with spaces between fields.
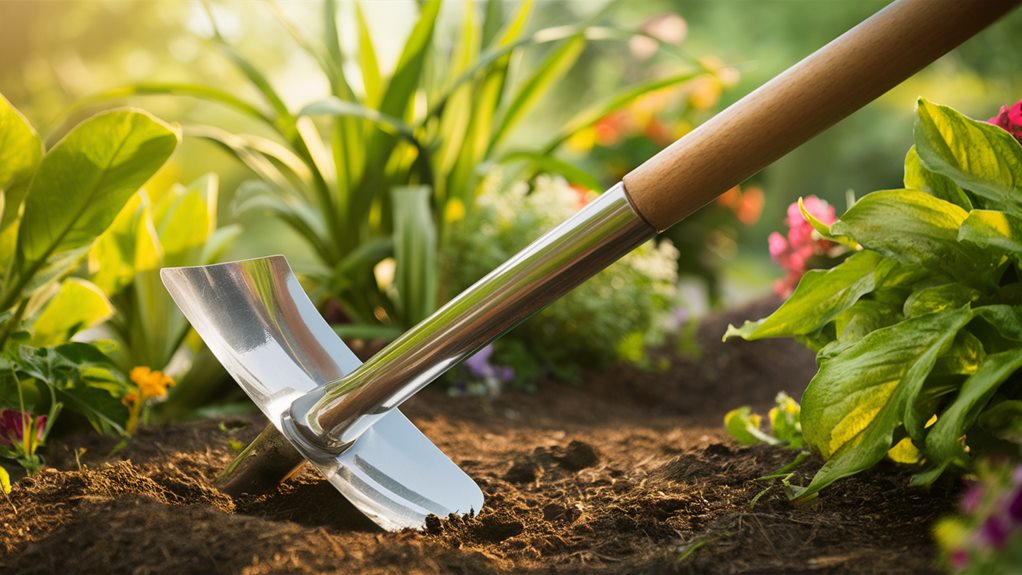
xmin=0 ymin=299 xmax=961 ymax=574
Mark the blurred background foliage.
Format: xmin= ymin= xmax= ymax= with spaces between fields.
xmin=0 ymin=0 xmax=1019 ymax=407
xmin=3 ymin=0 xmax=1018 ymax=304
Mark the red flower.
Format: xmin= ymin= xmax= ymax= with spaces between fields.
xmin=768 ymin=196 xmax=836 ymax=297
xmin=988 ymin=99 xmax=1022 ymax=144
xmin=0 ymin=409 xmax=46 ymax=447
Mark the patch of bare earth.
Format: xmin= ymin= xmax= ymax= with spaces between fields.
xmin=0 ymin=299 xmax=959 ymax=574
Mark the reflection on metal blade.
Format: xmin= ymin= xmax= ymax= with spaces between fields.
xmin=161 ymin=255 xmax=483 ymax=530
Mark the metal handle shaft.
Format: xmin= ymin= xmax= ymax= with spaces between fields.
xmin=285 ymin=184 xmax=654 ymax=455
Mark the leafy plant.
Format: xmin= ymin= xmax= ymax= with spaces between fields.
xmin=86 ymin=173 xmax=239 ymax=417
xmin=0 ymin=92 xmax=178 ymax=467
xmin=725 ymin=392 xmax=805 ymax=450
xmin=91 ymin=0 xmax=715 ymax=333
xmin=726 ymin=99 xmax=1022 ymax=501
xmin=442 ymin=174 xmax=678 ymax=383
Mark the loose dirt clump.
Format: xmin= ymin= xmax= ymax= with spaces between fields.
xmin=0 ymin=299 xmax=960 ymax=574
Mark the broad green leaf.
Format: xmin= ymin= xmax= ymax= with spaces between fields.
xmin=89 ymin=193 xmax=162 ymax=296
xmin=914 ymin=98 xmax=1022 ymax=214
xmin=903 ymin=283 xmax=980 ymax=318
xmin=30 ymin=278 xmax=113 ymax=347
xmin=958 ymin=209 xmax=1022 ymax=258
xmin=724 ymin=251 xmax=888 ymax=341
xmin=153 ymin=175 xmax=216 ymax=268
xmin=392 ymin=186 xmax=437 ymax=325
xmin=922 ymin=351 xmax=1022 ymax=477
xmin=903 ymin=146 xmax=971 ymax=209
xmin=973 ymin=305 xmax=1022 ymax=341
xmin=0 ymin=93 xmax=43 ymax=194
xmin=833 ymin=298 xmax=902 ymax=343
xmin=796 ymin=307 xmax=972 ymax=500
xmin=14 ymin=109 xmax=178 ymax=301
xmin=830 ymin=189 xmax=995 ymax=285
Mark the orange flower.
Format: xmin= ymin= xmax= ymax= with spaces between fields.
xmin=129 ymin=366 xmax=176 ymax=401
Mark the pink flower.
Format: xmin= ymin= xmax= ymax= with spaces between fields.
xmin=988 ymin=99 xmax=1022 ymax=144
xmin=0 ymin=409 xmax=46 ymax=447
xmin=769 ymin=196 xmax=837 ymax=297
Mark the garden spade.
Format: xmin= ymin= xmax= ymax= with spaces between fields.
xmin=162 ymin=0 xmax=1017 ymax=532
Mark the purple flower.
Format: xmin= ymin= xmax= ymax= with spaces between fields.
xmin=0 ymin=409 xmax=45 ymax=447
xmin=464 ymin=345 xmax=515 ymax=383
xmin=980 ymin=516 xmax=1009 ymax=549
xmin=1008 ymin=485 xmax=1022 ymax=523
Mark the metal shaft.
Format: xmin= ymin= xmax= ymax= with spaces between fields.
xmin=284 ymin=183 xmax=654 ymax=456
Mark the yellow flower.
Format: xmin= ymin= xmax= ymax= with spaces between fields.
xmin=129 ymin=366 xmax=175 ymax=401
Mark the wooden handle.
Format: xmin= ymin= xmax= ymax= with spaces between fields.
xmin=622 ymin=0 xmax=1019 ymax=232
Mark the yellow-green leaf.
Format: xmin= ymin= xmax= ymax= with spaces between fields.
xmin=0 ymin=93 xmax=43 ymax=194
xmin=959 ymin=209 xmax=1022 ymax=258
xmin=914 ymin=98 xmax=1022 ymax=214
xmin=795 ymin=307 xmax=972 ymax=500
xmin=15 ymin=109 xmax=178 ymax=297
xmin=724 ymin=251 xmax=888 ymax=341
xmin=30 ymin=278 xmax=114 ymax=346
xmin=831 ymin=189 xmax=996 ymax=285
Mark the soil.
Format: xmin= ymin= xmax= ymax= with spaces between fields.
xmin=0 ymin=298 xmax=961 ymax=574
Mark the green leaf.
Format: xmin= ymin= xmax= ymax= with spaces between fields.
xmin=78 ymin=83 xmax=273 ymax=127
xmin=832 ymin=298 xmax=902 ymax=344
xmin=332 ymin=323 xmax=404 ymax=341
xmin=978 ymin=400 xmax=1022 ymax=443
xmin=724 ymin=251 xmax=888 ymax=341
xmin=958 ymin=209 xmax=1022 ymax=258
xmin=30 ymin=278 xmax=113 ymax=347
xmin=354 ymin=2 xmax=382 ymax=107
xmin=973 ymin=305 xmax=1022 ymax=341
xmin=489 ymin=34 xmax=586 ymax=152
xmin=378 ymin=0 xmax=441 ymax=121
xmin=391 ymin=186 xmax=437 ymax=325
xmin=831 ymin=189 xmax=995 ymax=285
xmin=153 ymin=175 xmax=217 ymax=268
xmin=796 ymin=307 xmax=972 ymax=500
xmin=0 ymin=93 xmax=43 ymax=194
xmin=13 ymin=109 xmax=178 ymax=302
xmin=724 ymin=406 xmax=776 ymax=446
xmin=914 ymin=98 xmax=1022 ymax=214
xmin=903 ymin=283 xmax=980 ymax=318
xmin=903 ymin=146 xmax=971 ymax=209
xmin=922 ymin=350 xmax=1022 ymax=477
xmin=89 ymin=193 xmax=161 ymax=296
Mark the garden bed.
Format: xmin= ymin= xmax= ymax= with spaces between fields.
xmin=0 ymin=299 xmax=959 ymax=574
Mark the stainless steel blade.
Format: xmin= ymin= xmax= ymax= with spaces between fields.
xmin=161 ymin=256 xmax=483 ymax=531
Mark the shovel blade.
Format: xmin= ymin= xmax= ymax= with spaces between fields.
xmin=161 ymin=256 xmax=483 ymax=531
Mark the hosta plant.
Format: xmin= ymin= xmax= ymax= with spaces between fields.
xmin=91 ymin=0 xmax=717 ymax=333
xmin=0 ymin=92 xmax=178 ymax=467
xmin=726 ymin=98 xmax=1022 ymax=501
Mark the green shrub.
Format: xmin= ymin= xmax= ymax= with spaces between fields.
xmin=443 ymin=175 xmax=678 ymax=382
